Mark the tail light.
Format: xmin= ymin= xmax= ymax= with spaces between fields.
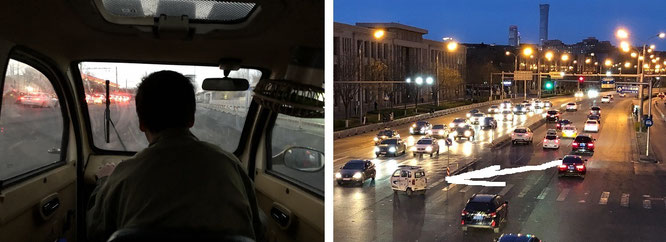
xmin=20 ymin=96 xmax=25 ymax=100
xmin=543 ymin=139 xmax=548 ymax=143
xmin=588 ymin=143 xmax=594 ymax=147
xmin=491 ymin=220 xmax=496 ymax=227
xmin=34 ymin=98 xmax=41 ymax=101
xmin=461 ymin=220 xmax=465 ymax=225
xmin=576 ymin=165 xmax=585 ymax=171
xmin=488 ymin=212 xmax=497 ymax=218
xmin=555 ymin=139 xmax=559 ymax=143
xmin=572 ymin=142 xmax=578 ymax=147
xmin=559 ymin=164 xmax=567 ymax=170
xmin=461 ymin=210 xmax=469 ymax=216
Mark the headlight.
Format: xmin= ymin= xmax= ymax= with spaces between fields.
xmin=459 ymin=123 xmax=465 ymax=127
xmin=488 ymin=108 xmax=491 ymax=112
xmin=451 ymin=131 xmax=458 ymax=136
xmin=335 ymin=173 xmax=342 ymax=179
xmin=412 ymin=124 xmax=417 ymax=128
xmin=425 ymin=146 xmax=433 ymax=152
xmin=374 ymin=137 xmax=379 ymax=141
xmin=353 ymin=172 xmax=363 ymax=179
xmin=409 ymin=127 xmax=414 ymax=132
xmin=421 ymin=128 xmax=425 ymax=131
xmin=411 ymin=147 xmax=417 ymax=151
xmin=467 ymin=113 xmax=471 ymax=117
xmin=513 ymin=108 xmax=517 ymax=111
xmin=449 ymin=123 xmax=455 ymax=128
xmin=464 ymin=130 xmax=472 ymax=137
xmin=389 ymin=147 xmax=396 ymax=153
xmin=438 ymin=130 xmax=445 ymax=135
xmin=374 ymin=147 xmax=380 ymax=152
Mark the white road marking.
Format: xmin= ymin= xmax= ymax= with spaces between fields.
xmin=442 ymin=183 xmax=456 ymax=191
xmin=517 ymin=184 xmax=532 ymax=198
xmin=498 ymin=184 xmax=514 ymax=196
xmin=599 ymin=192 xmax=610 ymax=205
xmin=537 ymin=187 xmax=551 ymax=200
xmin=579 ymin=192 xmax=589 ymax=203
xmin=556 ymin=189 xmax=570 ymax=201
xmin=459 ymin=185 xmax=474 ymax=193
xmin=620 ymin=193 xmax=630 ymax=207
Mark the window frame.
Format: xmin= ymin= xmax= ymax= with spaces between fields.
xmin=0 ymin=50 xmax=71 ymax=190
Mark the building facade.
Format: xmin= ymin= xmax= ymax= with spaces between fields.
xmin=508 ymin=25 xmax=520 ymax=47
xmin=539 ymin=4 xmax=549 ymax=45
xmin=333 ymin=22 xmax=467 ymax=119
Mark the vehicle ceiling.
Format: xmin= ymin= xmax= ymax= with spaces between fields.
xmin=0 ymin=0 xmax=323 ymax=81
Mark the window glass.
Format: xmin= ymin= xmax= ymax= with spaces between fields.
xmin=1 ymin=59 xmax=64 ymax=180
xmin=380 ymin=139 xmax=397 ymax=145
xmin=342 ymin=161 xmax=363 ymax=170
xmin=392 ymin=170 xmax=400 ymax=177
xmin=270 ymin=114 xmax=324 ymax=196
xmin=414 ymin=172 xmax=422 ymax=178
xmin=400 ymin=170 xmax=408 ymax=177
xmin=78 ymin=62 xmax=261 ymax=153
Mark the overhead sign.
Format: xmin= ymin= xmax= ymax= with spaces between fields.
xmin=549 ymin=72 xmax=565 ymax=79
xmin=514 ymin=71 xmax=533 ymax=81
xmin=617 ymin=85 xmax=639 ymax=94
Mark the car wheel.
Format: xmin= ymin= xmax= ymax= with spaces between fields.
xmin=375 ymin=153 xmax=379 ymax=158
xmin=413 ymin=153 xmax=416 ymax=157
xmin=337 ymin=181 xmax=342 ymax=186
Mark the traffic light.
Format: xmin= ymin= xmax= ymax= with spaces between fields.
xmin=578 ymin=76 xmax=585 ymax=84
xmin=545 ymin=81 xmax=553 ymax=90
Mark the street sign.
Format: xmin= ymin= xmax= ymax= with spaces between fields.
xmin=549 ymin=72 xmax=564 ymax=79
xmin=502 ymin=81 xmax=512 ymax=86
xmin=617 ymin=85 xmax=638 ymax=94
xmin=645 ymin=118 xmax=653 ymax=127
xmin=445 ymin=138 xmax=453 ymax=146
xmin=514 ymin=71 xmax=533 ymax=81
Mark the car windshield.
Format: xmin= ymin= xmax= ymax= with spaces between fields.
xmin=416 ymin=121 xmax=427 ymax=126
xmin=564 ymin=126 xmax=575 ymax=131
xmin=586 ymin=121 xmax=597 ymax=124
xmin=575 ymin=136 xmax=593 ymax=143
xmin=342 ymin=161 xmax=364 ymax=170
xmin=568 ymin=103 xmax=575 ymax=105
xmin=416 ymin=139 xmax=432 ymax=145
xmin=514 ymin=129 xmax=527 ymax=133
xmin=455 ymin=127 xmax=470 ymax=132
xmin=563 ymin=156 xmax=583 ymax=164
xmin=546 ymin=135 xmax=557 ymax=140
xmin=560 ymin=120 xmax=571 ymax=124
xmin=547 ymin=110 xmax=558 ymax=115
xmin=433 ymin=124 xmax=445 ymax=129
xmin=473 ymin=113 xmax=484 ymax=117
xmin=465 ymin=202 xmax=491 ymax=212
xmin=592 ymin=107 xmax=601 ymax=110
xmin=380 ymin=139 xmax=398 ymax=145
xmin=484 ymin=117 xmax=494 ymax=122
xmin=79 ymin=62 xmax=261 ymax=152
xmin=378 ymin=130 xmax=393 ymax=136
xmin=453 ymin=118 xmax=466 ymax=123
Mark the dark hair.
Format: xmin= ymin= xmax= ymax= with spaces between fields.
xmin=135 ymin=70 xmax=195 ymax=133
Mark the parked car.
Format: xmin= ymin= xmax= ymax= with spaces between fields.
xmin=336 ymin=160 xmax=376 ymax=186
xmin=390 ymin=165 xmax=427 ymax=196
xmin=411 ymin=137 xmax=440 ymax=157
xmin=461 ymin=194 xmax=508 ymax=233
xmin=374 ymin=138 xmax=407 ymax=157
xmin=558 ymin=155 xmax=587 ymax=178
xmin=511 ymin=127 xmax=533 ymax=144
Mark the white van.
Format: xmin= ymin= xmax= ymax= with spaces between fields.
xmin=390 ymin=165 xmax=428 ymax=196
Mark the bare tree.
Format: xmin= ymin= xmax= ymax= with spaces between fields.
xmin=439 ymin=67 xmax=462 ymax=100
xmin=334 ymin=83 xmax=359 ymax=120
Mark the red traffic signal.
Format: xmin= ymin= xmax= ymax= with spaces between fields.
xmin=578 ymin=76 xmax=585 ymax=83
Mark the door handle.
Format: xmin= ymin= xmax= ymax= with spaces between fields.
xmin=39 ymin=193 xmax=60 ymax=220
xmin=270 ymin=203 xmax=292 ymax=229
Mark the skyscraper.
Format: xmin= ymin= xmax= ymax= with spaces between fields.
xmin=508 ymin=25 xmax=520 ymax=46
xmin=539 ymin=4 xmax=549 ymax=46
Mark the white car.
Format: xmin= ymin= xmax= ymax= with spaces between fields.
xmin=411 ymin=137 xmax=440 ymax=157
xmin=566 ymin=102 xmax=577 ymax=111
xmin=501 ymin=110 xmax=514 ymax=121
xmin=584 ymin=120 xmax=600 ymax=132
xmin=511 ymin=127 xmax=533 ymax=144
xmin=543 ymin=100 xmax=553 ymax=108
xmin=601 ymin=96 xmax=610 ymax=103
xmin=500 ymin=101 xmax=512 ymax=110
xmin=533 ymin=100 xmax=543 ymax=108
xmin=546 ymin=129 xmax=558 ymax=136
xmin=449 ymin=118 xmax=468 ymax=129
xmin=619 ymin=93 xmax=626 ymax=97
xmin=469 ymin=113 xmax=486 ymax=125
xmin=390 ymin=165 xmax=427 ymax=196
xmin=488 ymin=105 xmax=500 ymax=114
xmin=18 ymin=93 xmax=58 ymax=107
xmin=543 ymin=134 xmax=560 ymax=149
xmin=431 ymin=124 xmax=448 ymax=138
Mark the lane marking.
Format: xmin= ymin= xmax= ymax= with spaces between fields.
xmin=556 ymin=189 xmax=570 ymax=201
xmin=599 ymin=191 xmax=610 ymax=205
xmin=459 ymin=185 xmax=474 ymax=193
xmin=537 ymin=187 xmax=551 ymax=200
xmin=498 ymin=184 xmax=514 ymax=196
xmin=517 ymin=184 xmax=532 ymax=198
xmin=442 ymin=183 xmax=456 ymax=191
xmin=621 ymin=193 xmax=630 ymax=207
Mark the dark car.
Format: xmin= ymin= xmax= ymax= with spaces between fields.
xmin=495 ymin=233 xmax=541 ymax=242
xmin=336 ymin=160 xmax=376 ymax=186
xmin=558 ymin=155 xmax=587 ymax=178
xmin=590 ymin=106 xmax=601 ymax=116
xmin=572 ymin=135 xmax=595 ymax=153
xmin=556 ymin=119 xmax=572 ymax=130
xmin=410 ymin=121 xmax=432 ymax=135
xmin=374 ymin=129 xmax=399 ymax=145
xmin=374 ymin=138 xmax=407 ymax=157
xmin=545 ymin=110 xmax=560 ymax=122
xmin=453 ymin=125 xmax=475 ymax=141
xmin=461 ymin=194 xmax=508 ymax=233
xmin=513 ymin=104 xmax=527 ymax=115
xmin=480 ymin=117 xmax=497 ymax=130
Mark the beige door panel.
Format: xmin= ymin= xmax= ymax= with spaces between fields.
xmin=84 ymin=155 xmax=133 ymax=184
xmin=255 ymin=172 xmax=323 ymax=242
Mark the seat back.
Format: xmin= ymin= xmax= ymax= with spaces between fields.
xmin=107 ymin=228 xmax=255 ymax=242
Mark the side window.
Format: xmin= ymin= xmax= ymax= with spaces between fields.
xmin=269 ymin=114 xmax=324 ymax=197
xmin=1 ymin=59 xmax=64 ymax=182
xmin=400 ymin=170 xmax=408 ymax=177
xmin=414 ymin=172 xmax=422 ymax=178
xmin=392 ymin=170 xmax=400 ymax=177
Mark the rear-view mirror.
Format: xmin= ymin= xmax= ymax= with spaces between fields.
xmin=283 ymin=147 xmax=324 ymax=172
xmin=202 ymin=77 xmax=249 ymax=91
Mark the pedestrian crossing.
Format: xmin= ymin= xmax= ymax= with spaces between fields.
xmin=452 ymin=183 xmax=666 ymax=209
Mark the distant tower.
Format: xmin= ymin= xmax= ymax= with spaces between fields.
xmin=539 ymin=4 xmax=549 ymax=46
xmin=509 ymin=25 xmax=519 ymax=46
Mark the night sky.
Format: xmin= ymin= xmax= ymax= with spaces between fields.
xmin=334 ymin=0 xmax=666 ymax=49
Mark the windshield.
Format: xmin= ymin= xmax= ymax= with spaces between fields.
xmin=416 ymin=121 xmax=427 ymax=126
xmin=433 ymin=124 xmax=445 ymax=129
xmin=377 ymin=130 xmax=393 ymax=136
xmin=547 ymin=110 xmax=558 ymax=115
xmin=575 ymin=136 xmax=593 ymax=142
xmin=563 ymin=156 xmax=583 ymax=164
xmin=453 ymin=118 xmax=466 ymax=123
xmin=380 ymin=139 xmax=398 ymax=145
xmin=342 ymin=161 xmax=364 ymax=170
xmin=465 ymin=202 xmax=491 ymax=212
xmin=586 ymin=121 xmax=597 ymax=124
xmin=416 ymin=139 xmax=432 ymax=145
xmin=79 ymin=62 xmax=261 ymax=152
xmin=546 ymin=135 xmax=557 ymax=140
xmin=514 ymin=129 xmax=527 ymax=133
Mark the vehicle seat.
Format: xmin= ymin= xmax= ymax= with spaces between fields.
xmin=106 ymin=228 xmax=256 ymax=242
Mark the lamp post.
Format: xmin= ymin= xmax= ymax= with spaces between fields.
xmin=435 ymin=38 xmax=459 ymax=106
xmin=505 ymin=51 xmax=518 ymax=98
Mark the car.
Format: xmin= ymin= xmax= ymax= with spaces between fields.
xmin=467 ymin=109 xmax=481 ymax=118
xmin=495 ymin=233 xmax=542 ymax=242
xmin=584 ymin=120 xmax=600 ymax=132
xmin=488 ymin=105 xmax=500 ymax=114
xmin=513 ymin=104 xmax=527 ymax=115
xmin=449 ymin=118 xmax=468 ymax=129
xmin=521 ymin=100 xmax=530 ymax=104
xmin=574 ymin=91 xmax=585 ymax=98
xmin=558 ymin=155 xmax=587 ymax=178
xmin=390 ymin=165 xmax=427 ymax=196
xmin=601 ymin=95 xmax=611 ymax=103
xmin=590 ymin=106 xmax=601 ymax=116
xmin=461 ymin=194 xmax=508 ymax=233
xmin=511 ymin=127 xmax=533 ymax=144
xmin=572 ymin=134 xmax=596 ymax=152
xmin=17 ymin=93 xmax=58 ymax=107
xmin=566 ymin=102 xmax=577 ymax=111
xmin=524 ymin=103 xmax=533 ymax=111
xmin=410 ymin=120 xmax=432 ymax=135
xmin=545 ymin=110 xmax=560 ymax=122
xmin=500 ymin=110 xmax=514 ymax=121
xmin=374 ymin=138 xmax=407 ymax=157
xmin=542 ymin=134 xmax=560 ymax=149
xmin=562 ymin=125 xmax=578 ymax=138
xmin=92 ymin=93 xmax=106 ymax=104
xmin=587 ymin=114 xmax=601 ymax=124
xmin=545 ymin=129 xmax=557 ymax=136
xmin=543 ymin=100 xmax=552 ymax=108
xmin=533 ymin=100 xmax=543 ymax=108
xmin=658 ymin=92 xmax=665 ymax=99
xmin=470 ymin=112 xmax=486 ymax=125
xmin=336 ymin=160 xmax=376 ymax=186
xmin=480 ymin=117 xmax=497 ymax=130
xmin=452 ymin=125 xmax=475 ymax=141
xmin=374 ymin=129 xmax=400 ymax=145
xmin=411 ymin=137 xmax=440 ymax=157
xmin=431 ymin=124 xmax=448 ymax=138
xmin=619 ymin=92 xmax=627 ymax=97
xmin=500 ymin=101 xmax=512 ymax=110
xmin=556 ymin=119 xmax=572 ymax=130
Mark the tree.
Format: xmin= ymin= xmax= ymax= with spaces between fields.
xmin=334 ymin=83 xmax=359 ymax=120
xmin=438 ymin=67 xmax=462 ymax=100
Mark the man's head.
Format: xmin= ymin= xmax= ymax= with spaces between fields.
xmin=136 ymin=70 xmax=195 ymax=134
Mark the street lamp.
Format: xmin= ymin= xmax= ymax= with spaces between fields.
xmin=406 ymin=76 xmax=433 ymax=113
xmin=373 ymin=30 xmax=385 ymax=39
xmin=357 ymin=29 xmax=387 ymax=124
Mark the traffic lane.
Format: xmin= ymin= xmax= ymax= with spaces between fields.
xmin=649 ymin=101 xmax=666 ymax=162
xmin=334 ymin=96 xmax=576 ymax=163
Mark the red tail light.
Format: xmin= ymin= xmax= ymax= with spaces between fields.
xmin=461 ymin=210 xmax=469 ymax=216
xmin=544 ymin=139 xmax=548 ymax=143
xmin=588 ymin=143 xmax=594 ymax=147
xmin=489 ymin=212 xmax=497 ymax=218
xmin=34 ymin=98 xmax=41 ymax=101
xmin=461 ymin=220 xmax=465 ymax=225
xmin=20 ymin=96 xmax=25 ymax=100
xmin=491 ymin=220 xmax=496 ymax=227
xmin=559 ymin=164 xmax=567 ymax=170
xmin=576 ymin=165 xmax=585 ymax=171
xmin=572 ymin=142 xmax=578 ymax=147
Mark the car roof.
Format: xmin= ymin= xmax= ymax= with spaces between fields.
xmin=397 ymin=165 xmax=423 ymax=171
xmin=346 ymin=160 xmax=367 ymax=164
xmin=470 ymin=194 xmax=496 ymax=203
